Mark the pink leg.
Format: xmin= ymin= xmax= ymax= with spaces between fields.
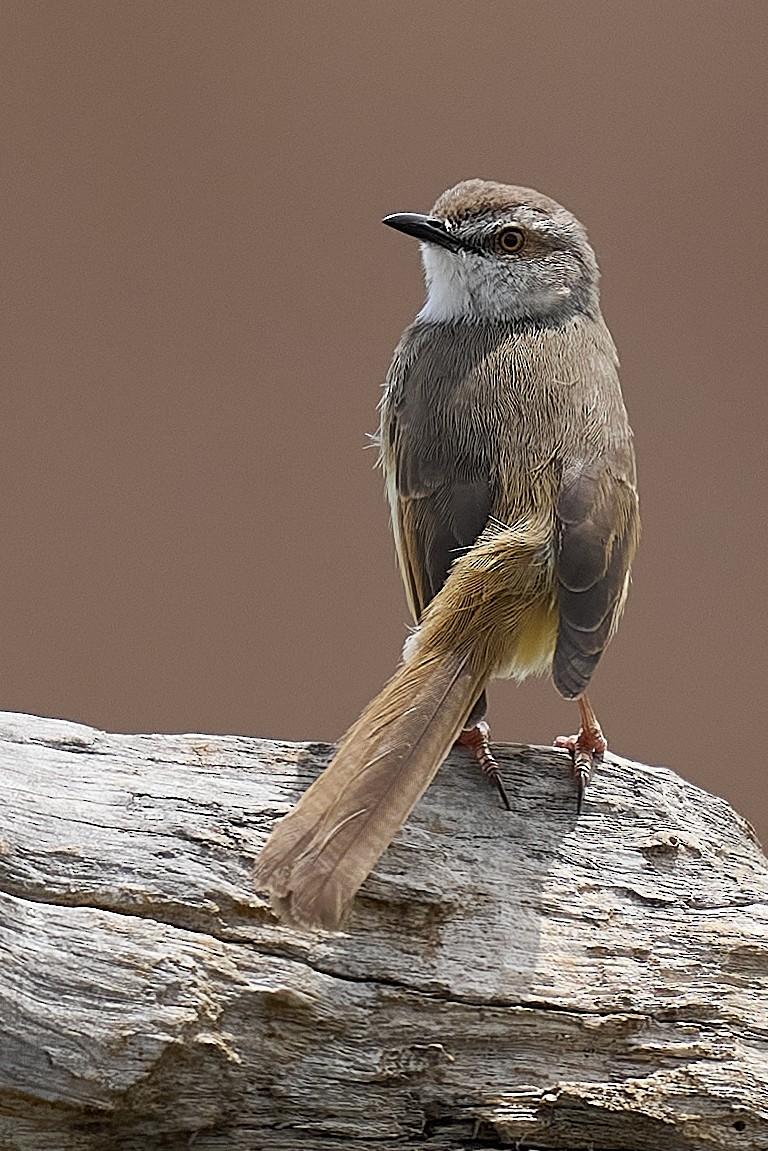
xmin=456 ymin=720 xmax=511 ymax=811
xmin=554 ymin=694 xmax=607 ymax=814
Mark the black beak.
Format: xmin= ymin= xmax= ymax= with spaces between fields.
xmin=382 ymin=212 xmax=464 ymax=253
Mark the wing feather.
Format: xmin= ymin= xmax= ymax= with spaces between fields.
xmin=554 ymin=449 xmax=640 ymax=699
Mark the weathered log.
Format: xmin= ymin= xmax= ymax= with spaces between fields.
xmin=0 ymin=710 xmax=766 ymax=1149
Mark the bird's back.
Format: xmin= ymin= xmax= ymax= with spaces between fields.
xmin=380 ymin=312 xmax=634 ymax=633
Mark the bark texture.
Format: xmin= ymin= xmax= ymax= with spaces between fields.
xmin=0 ymin=710 xmax=766 ymax=1150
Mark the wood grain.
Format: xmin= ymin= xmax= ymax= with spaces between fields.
xmin=0 ymin=711 xmax=766 ymax=1149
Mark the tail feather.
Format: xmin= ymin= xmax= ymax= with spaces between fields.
xmin=254 ymin=648 xmax=484 ymax=929
xmin=255 ymin=520 xmax=554 ymax=930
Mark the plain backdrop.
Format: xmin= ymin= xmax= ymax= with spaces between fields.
xmin=2 ymin=3 xmax=767 ymax=838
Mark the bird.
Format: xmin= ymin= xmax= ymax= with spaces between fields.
xmin=254 ymin=179 xmax=640 ymax=931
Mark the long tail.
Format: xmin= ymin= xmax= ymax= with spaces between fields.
xmin=255 ymin=645 xmax=484 ymax=929
xmin=254 ymin=520 xmax=552 ymax=930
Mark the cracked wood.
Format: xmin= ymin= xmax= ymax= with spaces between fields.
xmin=0 ymin=711 xmax=767 ymax=1149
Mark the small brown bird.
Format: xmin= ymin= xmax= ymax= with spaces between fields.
xmin=255 ymin=180 xmax=640 ymax=930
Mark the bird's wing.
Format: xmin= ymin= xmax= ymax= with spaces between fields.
xmin=384 ymin=405 xmax=492 ymax=621
xmin=553 ymin=445 xmax=640 ymax=699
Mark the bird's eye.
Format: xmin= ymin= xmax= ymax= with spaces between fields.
xmin=496 ymin=225 xmax=526 ymax=254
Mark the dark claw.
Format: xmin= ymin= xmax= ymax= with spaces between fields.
xmin=491 ymin=770 xmax=512 ymax=812
xmin=573 ymin=748 xmax=599 ymax=816
xmin=575 ymin=766 xmax=589 ymax=816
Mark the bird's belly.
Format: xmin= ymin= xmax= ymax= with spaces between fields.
xmin=494 ymin=597 xmax=559 ymax=682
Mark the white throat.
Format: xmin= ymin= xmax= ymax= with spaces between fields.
xmin=417 ymin=244 xmax=484 ymax=322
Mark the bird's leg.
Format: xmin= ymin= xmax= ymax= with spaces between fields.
xmin=456 ymin=706 xmax=511 ymax=812
xmin=554 ymin=694 xmax=607 ymax=814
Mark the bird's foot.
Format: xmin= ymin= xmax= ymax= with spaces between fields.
xmin=456 ymin=720 xmax=511 ymax=811
xmin=554 ymin=722 xmax=607 ymax=815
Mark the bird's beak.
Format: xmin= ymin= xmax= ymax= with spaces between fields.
xmin=382 ymin=213 xmax=464 ymax=253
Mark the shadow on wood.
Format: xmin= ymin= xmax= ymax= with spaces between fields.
xmin=0 ymin=711 xmax=766 ymax=1149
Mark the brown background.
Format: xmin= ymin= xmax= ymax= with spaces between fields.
xmin=2 ymin=3 xmax=767 ymax=836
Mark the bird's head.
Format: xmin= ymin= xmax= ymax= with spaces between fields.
xmin=383 ymin=179 xmax=600 ymax=325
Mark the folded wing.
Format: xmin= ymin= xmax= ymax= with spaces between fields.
xmin=554 ymin=446 xmax=640 ymax=699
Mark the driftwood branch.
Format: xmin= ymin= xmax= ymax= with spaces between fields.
xmin=1 ymin=710 xmax=767 ymax=1149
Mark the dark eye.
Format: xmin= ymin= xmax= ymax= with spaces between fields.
xmin=496 ymin=225 xmax=526 ymax=254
